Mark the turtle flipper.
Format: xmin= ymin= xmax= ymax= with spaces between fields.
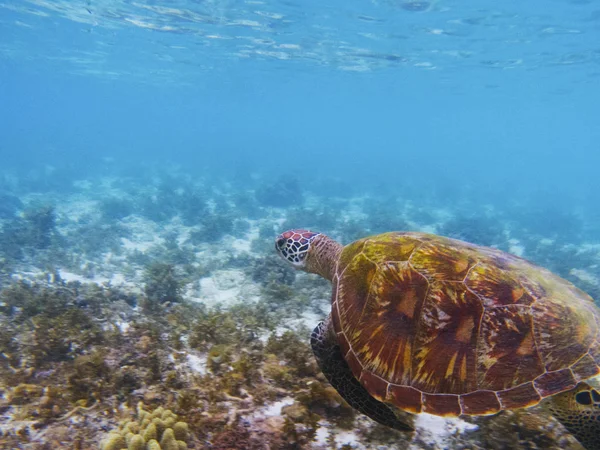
xmin=548 ymin=381 xmax=600 ymax=450
xmin=310 ymin=319 xmax=414 ymax=432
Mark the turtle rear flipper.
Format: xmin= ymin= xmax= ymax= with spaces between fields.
xmin=548 ymin=381 xmax=600 ymax=450
xmin=310 ymin=319 xmax=414 ymax=432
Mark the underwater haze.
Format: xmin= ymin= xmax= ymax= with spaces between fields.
xmin=1 ymin=0 xmax=600 ymax=449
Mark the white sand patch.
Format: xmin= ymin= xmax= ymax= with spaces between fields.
xmin=231 ymin=222 xmax=261 ymax=255
xmin=332 ymin=430 xmax=360 ymax=448
xmin=231 ymin=238 xmax=252 ymax=254
xmin=115 ymin=320 xmax=130 ymax=333
xmin=314 ymin=420 xmax=399 ymax=450
xmin=198 ymin=277 xmax=238 ymax=305
xmin=108 ymin=272 xmax=139 ymax=289
xmin=581 ymin=243 xmax=600 ymax=253
xmin=186 ymin=353 xmax=207 ymax=376
xmin=571 ymin=268 xmax=599 ymax=286
xmin=289 ymin=310 xmax=323 ymax=332
xmin=216 ymin=270 xmax=244 ymax=289
xmin=10 ymin=270 xmax=45 ymax=282
xmin=121 ymin=216 xmax=163 ymax=251
xmin=261 ymin=397 xmax=295 ymax=417
xmin=121 ymin=237 xmax=156 ymax=253
xmin=57 ymin=198 xmax=99 ymax=222
xmin=58 ymin=269 xmax=106 ymax=284
xmin=259 ymin=311 xmax=323 ymax=344
xmin=414 ymin=413 xmax=478 ymax=447
xmin=433 ymin=208 xmax=456 ymax=221
xmin=196 ymin=269 xmax=260 ymax=307
xmin=314 ymin=424 xmax=330 ymax=446
xmin=10 ymin=269 xmax=135 ymax=294
xmin=508 ymin=238 xmax=524 ymax=256
xmin=274 ymin=217 xmax=287 ymax=228
xmin=58 ymin=268 xmax=138 ymax=289
xmin=72 ymin=179 xmax=93 ymax=190
xmin=109 ymin=273 xmax=127 ymax=285
xmin=419 ymin=224 xmax=438 ymax=234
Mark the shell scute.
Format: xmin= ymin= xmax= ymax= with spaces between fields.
xmin=589 ymin=337 xmax=600 ymax=367
xmin=496 ymin=382 xmax=541 ymax=410
xmin=336 ymin=253 xmax=377 ymax=337
xmin=387 ymin=385 xmax=422 ymax=413
xmin=465 ymin=263 xmax=537 ymax=307
xmin=351 ymin=261 xmax=428 ymax=385
xmin=332 ymin=232 xmax=600 ymax=417
xmin=571 ymin=353 xmax=600 ymax=381
xmin=345 ymin=350 xmax=364 ymax=381
xmin=532 ymin=295 xmax=597 ymax=372
xmin=422 ymin=393 xmax=461 ymax=416
xmin=460 ymin=390 xmax=501 ymax=415
xmin=533 ymin=369 xmax=576 ymax=397
xmin=359 ymin=370 xmax=388 ymax=402
xmin=361 ymin=233 xmax=421 ymax=264
xmin=412 ymin=282 xmax=483 ymax=394
xmin=409 ymin=239 xmax=477 ymax=282
xmin=478 ymin=305 xmax=544 ymax=391
xmin=337 ymin=239 xmax=367 ymax=274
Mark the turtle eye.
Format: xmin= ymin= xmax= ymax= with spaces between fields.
xmin=276 ymin=238 xmax=286 ymax=248
xmin=576 ymin=391 xmax=592 ymax=405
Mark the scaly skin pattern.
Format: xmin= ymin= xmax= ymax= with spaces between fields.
xmin=548 ymin=381 xmax=600 ymax=450
xmin=305 ymin=233 xmax=343 ymax=282
xmin=310 ymin=317 xmax=413 ymax=432
xmin=329 ymin=232 xmax=600 ymax=417
xmin=276 ymin=230 xmax=342 ymax=281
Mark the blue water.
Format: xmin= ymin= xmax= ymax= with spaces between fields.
xmin=1 ymin=1 xmax=600 ymax=449
xmin=2 ymin=1 xmax=599 ymax=192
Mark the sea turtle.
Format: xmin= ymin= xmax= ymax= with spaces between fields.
xmin=275 ymin=230 xmax=600 ymax=449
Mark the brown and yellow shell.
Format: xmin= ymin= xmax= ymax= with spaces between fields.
xmin=332 ymin=232 xmax=600 ymax=417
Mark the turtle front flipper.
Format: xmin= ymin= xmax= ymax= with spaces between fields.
xmin=310 ymin=319 xmax=414 ymax=432
xmin=548 ymin=381 xmax=600 ymax=450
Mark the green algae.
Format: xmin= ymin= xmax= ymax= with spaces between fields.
xmin=0 ymin=270 xmax=576 ymax=450
xmin=143 ymin=262 xmax=184 ymax=305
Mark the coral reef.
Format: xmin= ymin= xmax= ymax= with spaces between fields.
xmin=232 ymin=191 xmax=263 ymax=220
xmin=281 ymin=206 xmax=339 ymax=233
xmin=255 ymin=176 xmax=303 ymax=207
xmin=22 ymin=205 xmax=57 ymax=249
xmin=361 ymin=197 xmax=411 ymax=235
xmin=143 ymin=262 xmax=184 ymax=305
xmin=338 ymin=219 xmax=369 ymax=244
xmin=61 ymin=217 xmax=129 ymax=274
xmin=439 ymin=214 xmax=506 ymax=248
xmin=161 ymin=234 xmax=198 ymax=267
xmin=0 ymin=192 xmax=22 ymax=219
xmin=100 ymin=197 xmax=135 ymax=220
xmin=0 ymin=205 xmax=60 ymax=263
xmin=248 ymin=254 xmax=296 ymax=286
xmin=517 ymin=204 xmax=583 ymax=244
xmin=469 ymin=408 xmax=582 ymax=450
xmin=138 ymin=179 xmax=208 ymax=226
xmin=0 ymin=163 xmax=598 ymax=450
xmin=193 ymin=212 xmax=235 ymax=244
xmin=100 ymin=402 xmax=191 ymax=450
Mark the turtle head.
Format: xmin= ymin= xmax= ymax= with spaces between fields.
xmin=275 ymin=229 xmax=321 ymax=269
xmin=275 ymin=229 xmax=343 ymax=281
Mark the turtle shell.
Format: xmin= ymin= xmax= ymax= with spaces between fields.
xmin=331 ymin=232 xmax=600 ymax=417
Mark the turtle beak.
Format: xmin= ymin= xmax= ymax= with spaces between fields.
xmin=275 ymin=236 xmax=287 ymax=260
